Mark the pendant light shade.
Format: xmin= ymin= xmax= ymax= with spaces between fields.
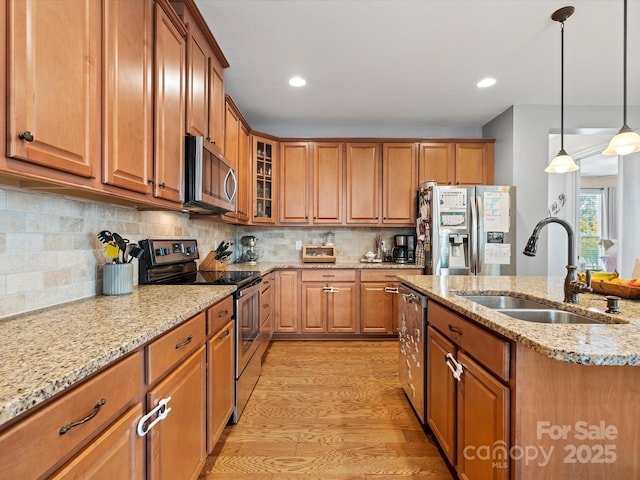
xmin=546 ymin=6 xmax=579 ymax=174
xmin=603 ymin=0 xmax=640 ymax=156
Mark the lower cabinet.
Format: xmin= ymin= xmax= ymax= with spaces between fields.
xmin=274 ymin=270 xmax=301 ymax=333
xmin=51 ymin=405 xmax=145 ymax=479
xmin=360 ymin=269 xmax=421 ymax=334
xmin=146 ymin=346 xmax=207 ymax=480
xmin=300 ymin=270 xmax=358 ymax=333
xmin=427 ymin=301 xmax=510 ymax=480
xmin=258 ymin=271 xmax=275 ymax=358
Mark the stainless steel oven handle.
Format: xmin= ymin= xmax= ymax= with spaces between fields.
xmin=224 ymin=168 xmax=238 ymax=203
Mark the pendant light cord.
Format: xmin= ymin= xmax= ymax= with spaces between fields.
xmin=560 ymin=21 xmax=565 ymax=152
xmin=623 ymin=0 xmax=628 ymax=127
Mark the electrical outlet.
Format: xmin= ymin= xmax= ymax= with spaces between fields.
xmin=295 ymin=240 xmax=302 ymax=250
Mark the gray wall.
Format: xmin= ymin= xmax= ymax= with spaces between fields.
xmin=484 ymin=104 xmax=640 ymax=276
xmin=619 ymin=153 xmax=640 ymax=278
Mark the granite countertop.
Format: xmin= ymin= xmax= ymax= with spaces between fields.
xmin=224 ymin=261 xmax=424 ymax=274
xmin=0 ymin=285 xmax=235 ymax=428
xmin=397 ymin=275 xmax=640 ymax=366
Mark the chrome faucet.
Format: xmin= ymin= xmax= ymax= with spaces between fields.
xmin=523 ymin=217 xmax=592 ymax=303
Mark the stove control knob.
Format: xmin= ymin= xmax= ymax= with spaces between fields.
xmin=155 ymin=247 xmax=170 ymax=256
xmin=185 ymin=245 xmax=197 ymax=255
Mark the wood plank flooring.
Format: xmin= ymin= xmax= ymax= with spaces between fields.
xmin=199 ymin=341 xmax=453 ymax=480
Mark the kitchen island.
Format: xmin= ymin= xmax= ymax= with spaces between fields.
xmin=397 ymin=274 xmax=640 ymax=479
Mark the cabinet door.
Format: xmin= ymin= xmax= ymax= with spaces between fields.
xmin=50 ymin=405 xmax=145 ymax=480
xmin=7 ymin=0 xmax=99 ymax=178
xmin=207 ymin=321 xmax=235 ymax=453
xmin=360 ymin=283 xmax=394 ymax=334
xmin=383 ymin=143 xmax=417 ymax=224
xmin=280 ymin=142 xmax=310 ymax=224
xmin=455 ymin=143 xmax=492 ymax=185
xmin=147 ymin=346 xmax=207 ymax=480
xmin=326 ymin=283 xmax=358 ymax=333
xmin=274 ymin=270 xmax=300 ymax=332
xmin=426 ymin=326 xmax=457 ymax=465
xmin=301 ymin=283 xmax=326 ymax=332
xmin=224 ymin=102 xmax=239 ymax=171
xmin=313 ymin=142 xmax=344 ymax=224
xmin=253 ymin=136 xmax=277 ymax=224
xmin=419 ymin=143 xmax=454 ymax=185
xmin=457 ymin=352 xmax=509 ymax=480
xmin=208 ymin=65 xmax=225 ymax=154
xmin=236 ymin=124 xmax=251 ymax=221
xmin=154 ymin=2 xmax=186 ymax=203
xmin=346 ymin=143 xmax=381 ymax=224
xmin=186 ymin=23 xmax=208 ymax=140
xmin=103 ymin=0 xmax=153 ymax=194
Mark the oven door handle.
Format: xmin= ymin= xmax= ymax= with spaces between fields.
xmin=237 ymin=278 xmax=263 ymax=296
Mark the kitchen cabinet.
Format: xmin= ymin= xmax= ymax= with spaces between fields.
xmin=427 ymin=301 xmax=510 ymax=480
xmin=279 ymin=142 xmax=310 ymax=224
xmin=313 ymin=142 xmax=344 ymax=224
xmin=382 ymin=143 xmax=418 ymax=224
xmin=146 ymin=346 xmax=207 ymax=480
xmin=419 ymin=141 xmax=495 ymax=186
xmin=222 ymin=97 xmax=250 ymax=222
xmin=258 ymin=271 xmax=276 ymax=359
xmin=346 ymin=143 xmax=381 ymax=224
xmin=50 ymin=405 xmax=145 ymax=480
xmin=253 ymin=135 xmax=278 ymax=224
xmin=102 ymin=0 xmax=154 ymax=195
xmin=6 ymin=0 xmax=100 ymax=178
xmin=173 ymin=0 xmax=228 ymax=158
xmin=153 ymin=0 xmax=187 ymax=203
xmin=360 ymin=269 xmax=421 ymax=334
xmin=274 ymin=270 xmax=300 ymax=332
xmin=206 ymin=296 xmax=234 ymax=453
xmin=300 ymin=270 xmax=358 ymax=334
xmin=0 ymin=352 xmax=143 ymax=480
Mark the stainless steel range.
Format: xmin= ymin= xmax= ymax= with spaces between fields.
xmin=139 ymin=239 xmax=262 ymax=423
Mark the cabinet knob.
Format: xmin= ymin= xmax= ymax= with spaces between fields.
xmin=206 ymin=136 xmax=211 ymax=141
xmin=19 ymin=131 xmax=34 ymax=142
xmin=159 ymin=182 xmax=166 ymax=188
xmin=148 ymin=178 xmax=155 ymax=185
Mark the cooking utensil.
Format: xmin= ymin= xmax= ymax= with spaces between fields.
xmin=111 ymin=233 xmax=129 ymax=263
xmin=97 ymin=230 xmax=113 ymax=244
xmin=105 ymin=241 xmax=120 ymax=262
xmin=126 ymin=244 xmax=144 ymax=263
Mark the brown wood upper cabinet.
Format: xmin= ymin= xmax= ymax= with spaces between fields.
xmin=419 ymin=141 xmax=494 ymax=186
xmin=346 ymin=143 xmax=381 ymax=224
xmin=279 ymin=142 xmax=310 ymax=223
xmin=173 ymin=0 xmax=227 ymax=159
xmin=7 ymin=0 xmax=100 ymax=179
xmin=222 ymin=97 xmax=250 ymax=223
xmin=252 ymin=135 xmax=278 ymax=224
xmin=313 ymin=142 xmax=344 ymax=224
xmin=382 ymin=143 xmax=417 ymax=224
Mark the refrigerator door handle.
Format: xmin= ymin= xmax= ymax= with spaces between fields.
xmin=470 ymin=194 xmax=478 ymax=274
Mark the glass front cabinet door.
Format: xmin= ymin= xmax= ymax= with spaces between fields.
xmin=252 ymin=136 xmax=277 ymax=224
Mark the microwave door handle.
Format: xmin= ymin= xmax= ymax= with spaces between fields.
xmin=224 ymin=168 xmax=237 ymax=202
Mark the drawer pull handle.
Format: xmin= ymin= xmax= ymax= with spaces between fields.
xmin=263 ymin=303 xmax=269 ymax=308
xmin=137 ymin=397 xmax=172 ymax=436
xmin=19 ymin=130 xmax=35 ymax=142
xmin=218 ymin=329 xmax=231 ymax=340
xmin=448 ymin=324 xmax=463 ymax=335
xmin=217 ymin=310 xmax=229 ymax=317
xmin=59 ymin=398 xmax=106 ymax=435
xmin=322 ymin=274 xmax=335 ymax=278
xmin=384 ymin=287 xmax=399 ymax=294
xmin=175 ymin=335 xmax=193 ymax=349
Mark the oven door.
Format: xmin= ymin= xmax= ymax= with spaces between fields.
xmin=235 ymin=280 xmax=261 ymax=376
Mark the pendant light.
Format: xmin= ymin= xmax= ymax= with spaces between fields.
xmin=603 ymin=0 xmax=640 ymax=156
xmin=546 ymin=6 xmax=579 ymax=173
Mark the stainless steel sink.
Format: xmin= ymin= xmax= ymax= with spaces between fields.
xmin=498 ymin=309 xmax=603 ymax=325
xmin=460 ymin=295 xmax=550 ymax=310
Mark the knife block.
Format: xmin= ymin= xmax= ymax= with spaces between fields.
xmin=199 ymin=251 xmax=227 ymax=271
xmin=103 ymin=263 xmax=133 ymax=295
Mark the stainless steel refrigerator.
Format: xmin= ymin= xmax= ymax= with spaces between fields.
xmin=417 ymin=183 xmax=516 ymax=275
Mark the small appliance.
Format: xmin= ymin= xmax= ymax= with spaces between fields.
xmin=392 ymin=234 xmax=416 ymax=264
xmin=240 ymin=235 xmax=260 ymax=264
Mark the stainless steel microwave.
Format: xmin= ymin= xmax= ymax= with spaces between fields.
xmin=184 ymin=135 xmax=237 ymax=214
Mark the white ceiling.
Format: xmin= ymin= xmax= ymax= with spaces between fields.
xmin=196 ymin=0 xmax=640 ymax=138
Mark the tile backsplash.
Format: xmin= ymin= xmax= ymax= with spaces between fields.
xmin=0 ymin=183 xmax=415 ymax=318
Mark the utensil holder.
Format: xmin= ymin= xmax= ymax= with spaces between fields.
xmin=103 ymin=263 xmax=133 ymax=295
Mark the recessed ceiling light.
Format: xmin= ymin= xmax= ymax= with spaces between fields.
xmin=289 ymin=76 xmax=306 ymax=87
xmin=477 ymin=77 xmax=497 ymax=88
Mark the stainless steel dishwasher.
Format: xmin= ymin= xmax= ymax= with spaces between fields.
xmin=398 ymin=283 xmax=428 ymax=423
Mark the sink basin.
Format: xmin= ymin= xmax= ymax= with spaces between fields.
xmin=498 ymin=309 xmax=603 ymax=325
xmin=460 ymin=295 xmax=550 ymax=310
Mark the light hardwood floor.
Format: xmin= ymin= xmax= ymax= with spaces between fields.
xmin=199 ymin=341 xmax=453 ymax=480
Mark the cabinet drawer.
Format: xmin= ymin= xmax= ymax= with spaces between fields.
xmin=0 ymin=351 xmax=142 ymax=480
xmin=428 ymin=301 xmax=510 ymax=381
xmin=301 ymin=269 xmax=356 ymax=282
xmin=146 ymin=312 xmax=206 ymax=384
xmin=261 ymin=272 xmax=275 ymax=293
xmin=360 ymin=268 xmax=421 ymax=282
xmin=207 ymin=296 xmax=233 ymax=336
xmin=260 ymin=287 xmax=273 ymax=327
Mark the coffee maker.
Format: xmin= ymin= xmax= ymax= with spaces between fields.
xmin=392 ymin=234 xmax=416 ymax=264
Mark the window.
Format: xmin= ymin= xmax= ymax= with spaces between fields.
xmin=579 ymin=187 xmax=616 ymax=270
